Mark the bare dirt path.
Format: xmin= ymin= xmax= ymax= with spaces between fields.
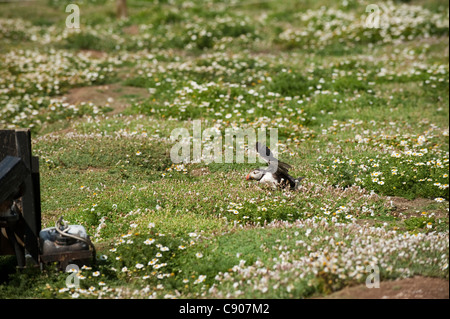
xmin=320 ymin=276 xmax=449 ymax=299
xmin=61 ymin=83 xmax=150 ymax=115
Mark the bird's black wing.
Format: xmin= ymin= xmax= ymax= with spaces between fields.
xmin=256 ymin=142 xmax=292 ymax=172
xmin=273 ymin=170 xmax=297 ymax=189
xmin=256 ymin=142 xmax=297 ymax=188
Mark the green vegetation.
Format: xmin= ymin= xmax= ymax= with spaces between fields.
xmin=0 ymin=0 xmax=448 ymax=299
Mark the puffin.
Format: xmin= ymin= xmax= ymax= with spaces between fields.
xmin=246 ymin=142 xmax=303 ymax=190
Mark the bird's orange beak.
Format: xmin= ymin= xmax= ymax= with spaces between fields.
xmin=246 ymin=174 xmax=250 ymax=180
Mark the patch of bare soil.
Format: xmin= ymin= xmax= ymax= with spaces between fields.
xmin=123 ymin=25 xmax=139 ymax=35
xmin=387 ymin=196 xmax=447 ymax=218
xmin=389 ymin=196 xmax=434 ymax=212
xmin=320 ymin=277 xmax=449 ymax=299
xmin=191 ymin=167 xmax=210 ymax=177
xmin=61 ymin=83 xmax=150 ymax=114
xmin=78 ymin=50 xmax=108 ymax=59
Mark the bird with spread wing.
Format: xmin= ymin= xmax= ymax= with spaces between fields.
xmin=245 ymin=142 xmax=303 ymax=190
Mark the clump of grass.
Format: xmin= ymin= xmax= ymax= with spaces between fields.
xmin=320 ymin=138 xmax=449 ymax=200
xmin=267 ymin=71 xmax=315 ymax=97
xmin=63 ymin=31 xmax=117 ymax=52
xmin=0 ymin=0 xmax=448 ymax=300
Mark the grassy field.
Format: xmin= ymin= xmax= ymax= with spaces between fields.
xmin=0 ymin=0 xmax=448 ymax=299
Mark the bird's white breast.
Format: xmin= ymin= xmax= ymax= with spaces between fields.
xmin=259 ymin=173 xmax=277 ymax=188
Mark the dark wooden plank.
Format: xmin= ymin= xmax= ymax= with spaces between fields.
xmin=0 ymin=156 xmax=29 ymax=204
xmin=0 ymin=130 xmax=20 ymax=257
xmin=5 ymin=226 xmax=25 ymax=267
xmin=0 ymin=130 xmax=41 ymax=264
xmin=0 ymin=130 xmax=18 ymax=161
xmin=14 ymin=129 xmax=40 ymax=263
xmin=0 ymin=232 xmax=15 ymax=255
xmin=31 ymin=156 xmax=41 ymax=234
